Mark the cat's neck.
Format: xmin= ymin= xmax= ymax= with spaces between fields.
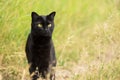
xmin=31 ymin=34 xmax=52 ymax=45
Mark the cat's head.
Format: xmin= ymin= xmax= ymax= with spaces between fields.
xmin=31 ymin=11 xmax=56 ymax=37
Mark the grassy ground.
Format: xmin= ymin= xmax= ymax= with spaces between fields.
xmin=0 ymin=0 xmax=120 ymax=80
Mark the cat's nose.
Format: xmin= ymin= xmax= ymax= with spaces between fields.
xmin=45 ymin=28 xmax=48 ymax=31
xmin=45 ymin=28 xmax=49 ymax=32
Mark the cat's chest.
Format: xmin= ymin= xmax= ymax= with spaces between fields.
xmin=32 ymin=45 xmax=51 ymax=63
xmin=32 ymin=44 xmax=51 ymax=54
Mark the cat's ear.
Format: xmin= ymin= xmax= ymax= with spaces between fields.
xmin=47 ymin=11 xmax=56 ymax=21
xmin=31 ymin=12 xmax=39 ymax=21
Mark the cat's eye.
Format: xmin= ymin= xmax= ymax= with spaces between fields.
xmin=48 ymin=24 xmax=52 ymax=27
xmin=38 ymin=23 xmax=42 ymax=28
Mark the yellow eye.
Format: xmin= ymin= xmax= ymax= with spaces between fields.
xmin=48 ymin=24 xmax=51 ymax=27
xmin=38 ymin=23 xmax=42 ymax=28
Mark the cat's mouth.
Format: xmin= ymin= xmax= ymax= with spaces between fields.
xmin=40 ymin=31 xmax=52 ymax=37
xmin=44 ymin=34 xmax=52 ymax=37
xmin=43 ymin=30 xmax=52 ymax=37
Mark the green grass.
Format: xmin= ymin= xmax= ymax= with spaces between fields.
xmin=0 ymin=0 xmax=120 ymax=80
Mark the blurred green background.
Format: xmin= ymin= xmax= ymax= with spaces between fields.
xmin=0 ymin=0 xmax=120 ymax=80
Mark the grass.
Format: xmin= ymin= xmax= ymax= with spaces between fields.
xmin=0 ymin=0 xmax=120 ymax=80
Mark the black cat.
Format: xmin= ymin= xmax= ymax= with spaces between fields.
xmin=25 ymin=11 xmax=56 ymax=80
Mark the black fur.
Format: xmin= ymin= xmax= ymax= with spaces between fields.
xmin=25 ymin=11 xmax=56 ymax=80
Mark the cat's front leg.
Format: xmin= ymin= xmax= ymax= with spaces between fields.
xmin=50 ymin=67 xmax=55 ymax=80
xmin=29 ymin=63 xmax=39 ymax=80
xmin=50 ymin=73 xmax=55 ymax=80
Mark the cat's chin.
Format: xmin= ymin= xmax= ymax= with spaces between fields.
xmin=33 ymin=33 xmax=52 ymax=38
xmin=40 ymin=34 xmax=52 ymax=38
xmin=43 ymin=35 xmax=52 ymax=38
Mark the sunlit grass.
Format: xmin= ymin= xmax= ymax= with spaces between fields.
xmin=0 ymin=0 xmax=120 ymax=80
